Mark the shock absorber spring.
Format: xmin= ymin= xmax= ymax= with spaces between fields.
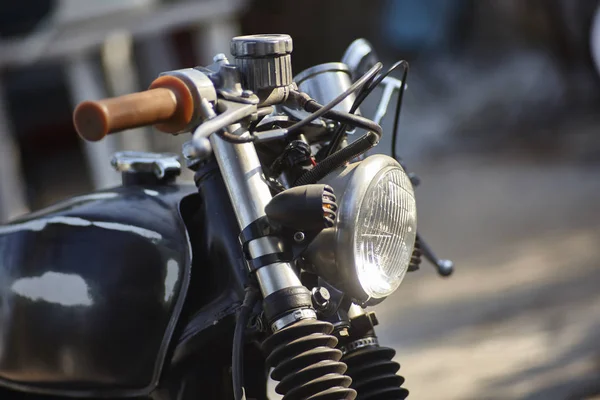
xmin=262 ymin=319 xmax=357 ymax=399
xmin=342 ymin=343 xmax=408 ymax=400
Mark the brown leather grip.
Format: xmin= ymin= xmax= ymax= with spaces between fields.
xmin=73 ymin=75 xmax=194 ymax=142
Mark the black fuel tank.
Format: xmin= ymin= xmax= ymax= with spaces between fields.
xmin=0 ymin=184 xmax=195 ymax=397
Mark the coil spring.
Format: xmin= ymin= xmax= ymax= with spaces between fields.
xmin=262 ymin=319 xmax=357 ymax=400
xmin=342 ymin=345 xmax=408 ymax=400
xmin=408 ymin=237 xmax=422 ymax=272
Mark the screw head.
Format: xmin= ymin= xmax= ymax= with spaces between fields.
xmin=293 ymin=231 xmax=305 ymax=243
xmin=183 ymin=139 xmax=212 ymax=166
xmin=311 ymin=287 xmax=330 ymax=310
xmin=241 ymin=89 xmax=254 ymax=98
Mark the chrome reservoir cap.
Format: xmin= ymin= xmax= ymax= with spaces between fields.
xmin=230 ymin=34 xmax=293 ymax=58
xmin=230 ymin=34 xmax=294 ymax=97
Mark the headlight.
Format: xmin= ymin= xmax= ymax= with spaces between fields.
xmin=354 ymin=166 xmax=416 ymax=298
xmin=304 ymin=155 xmax=417 ymax=303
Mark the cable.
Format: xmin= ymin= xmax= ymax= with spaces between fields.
xmin=303 ymin=101 xmax=382 ymax=139
xmin=290 ymin=101 xmax=382 ymax=186
xmin=294 ymin=62 xmax=409 ymax=186
xmin=232 ymin=286 xmax=260 ymax=400
xmin=216 ymin=64 xmax=382 ymax=145
xmin=324 ymin=65 xmax=387 ymax=157
xmin=294 ymin=131 xmax=379 ymax=186
xmin=325 ymin=60 xmax=409 ymax=157
xmin=391 ymin=62 xmax=409 ymax=162
xmin=284 ymin=62 xmax=383 ymax=136
xmin=357 ymin=60 xmax=409 ymax=113
xmin=326 ymin=60 xmax=408 ymax=156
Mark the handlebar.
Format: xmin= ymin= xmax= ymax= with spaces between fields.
xmin=73 ymin=75 xmax=195 ymax=141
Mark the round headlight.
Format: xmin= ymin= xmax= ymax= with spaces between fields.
xmin=305 ymin=155 xmax=417 ymax=303
xmin=353 ymin=166 xmax=416 ymax=298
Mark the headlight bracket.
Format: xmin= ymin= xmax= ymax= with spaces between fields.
xmin=238 ymin=184 xmax=338 ymax=274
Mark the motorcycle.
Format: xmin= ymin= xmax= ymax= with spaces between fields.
xmin=0 ymin=34 xmax=453 ymax=400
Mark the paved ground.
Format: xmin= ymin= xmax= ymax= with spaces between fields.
xmin=374 ymin=154 xmax=600 ymax=400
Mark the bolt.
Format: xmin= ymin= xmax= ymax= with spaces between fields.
xmin=338 ymin=328 xmax=349 ymax=337
xmin=213 ymin=53 xmax=228 ymax=64
xmin=183 ymin=139 xmax=212 ymax=164
xmin=241 ymin=90 xmax=254 ymax=98
xmin=293 ymin=231 xmax=305 ymax=243
xmin=311 ymin=287 xmax=330 ymax=310
xmin=182 ymin=141 xmax=197 ymax=159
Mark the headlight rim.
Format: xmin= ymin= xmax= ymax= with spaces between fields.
xmin=334 ymin=155 xmax=414 ymax=303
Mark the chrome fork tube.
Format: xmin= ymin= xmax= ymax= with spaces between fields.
xmin=209 ymin=134 xmax=302 ymax=297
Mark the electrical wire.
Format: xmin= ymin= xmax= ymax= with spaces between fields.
xmin=325 ymin=60 xmax=409 ymax=157
xmin=303 ymin=101 xmax=382 ymax=139
xmin=294 ymin=131 xmax=378 ymax=186
xmin=212 ymin=64 xmax=382 ymax=145
xmin=357 ymin=60 xmax=409 ymax=113
xmin=390 ymin=62 xmax=409 ymax=162
xmin=291 ymin=100 xmax=384 ymax=186
xmin=232 ymin=286 xmax=260 ymax=400
xmin=284 ymin=62 xmax=383 ymax=136
xmin=295 ymin=61 xmax=409 ymax=186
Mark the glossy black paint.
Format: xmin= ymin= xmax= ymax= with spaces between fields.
xmin=0 ymin=184 xmax=195 ymax=398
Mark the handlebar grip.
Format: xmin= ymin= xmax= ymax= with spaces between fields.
xmin=73 ymin=75 xmax=194 ymax=141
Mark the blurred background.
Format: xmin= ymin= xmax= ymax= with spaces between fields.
xmin=1 ymin=0 xmax=600 ymax=398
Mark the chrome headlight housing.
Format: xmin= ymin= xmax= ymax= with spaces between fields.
xmin=304 ymin=155 xmax=417 ymax=303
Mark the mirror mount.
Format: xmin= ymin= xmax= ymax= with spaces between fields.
xmin=341 ymin=38 xmax=380 ymax=81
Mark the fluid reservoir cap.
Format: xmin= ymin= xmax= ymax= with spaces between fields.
xmin=230 ymin=34 xmax=294 ymax=93
xmin=230 ymin=34 xmax=293 ymax=57
xmin=111 ymin=151 xmax=181 ymax=185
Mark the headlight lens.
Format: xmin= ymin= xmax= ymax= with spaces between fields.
xmin=354 ymin=167 xmax=417 ymax=298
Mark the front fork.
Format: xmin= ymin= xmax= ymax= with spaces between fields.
xmin=210 ymin=133 xmax=358 ymax=399
xmin=209 ymin=134 xmax=315 ymax=324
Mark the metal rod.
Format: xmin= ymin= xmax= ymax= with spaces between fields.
xmin=210 ymin=134 xmax=302 ymax=297
xmin=417 ymin=233 xmax=454 ymax=277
